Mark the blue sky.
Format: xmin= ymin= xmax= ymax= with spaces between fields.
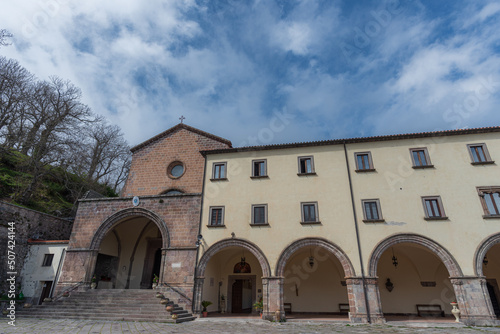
xmin=1 ymin=0 xmax=499 ymax=147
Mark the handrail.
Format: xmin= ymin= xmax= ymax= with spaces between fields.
xmin=160 ymin=282 xmax=192 ymax=303
xmin=52 ymin=281 xmax=85 ymax=302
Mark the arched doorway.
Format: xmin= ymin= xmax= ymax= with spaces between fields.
xmin=195 ymin=239 xmax=271 ymax=315
xmin=476 ymin=233 xmax=500 ymax=318
xmin=377 ymin=243 xmax=456 ymax=318
xmin=90 ymin=208 xmax=169 ymax=289
xmin=275 ymin=238 xmax=355 ymax=319
xmin=369 ymin=234 xmax=462 ymax=321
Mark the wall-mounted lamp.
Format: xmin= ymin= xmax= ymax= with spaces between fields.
xmin=308 ymin=248 xmax=315 ymax=268
xmin=483 ymin=255 xmax=488 ymax=266
xmin=385 ymin=278 xmax=394 ymax=292
xmin=392 ymin=248 xmax=398 ymax=268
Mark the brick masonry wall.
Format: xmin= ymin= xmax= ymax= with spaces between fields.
xmin=57 ymin=194 xmax=202 ymax=295
xmin=0 ymin=201 xmax=73 ymax=294
xmin=122 ymin=128 xmax=231 ymax=197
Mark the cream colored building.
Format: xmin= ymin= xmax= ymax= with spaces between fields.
xmin=194 ymin=127 xmax=500 ymax=325
xmin=20 ymin=240 xmax=68 ymax=305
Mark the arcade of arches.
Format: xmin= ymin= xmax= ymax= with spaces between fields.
xmin=194 ymin=236 xmax=499 ymax=325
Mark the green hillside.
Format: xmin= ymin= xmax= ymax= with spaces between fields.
xmin=0 ymin=147 xmax=117 ymax=217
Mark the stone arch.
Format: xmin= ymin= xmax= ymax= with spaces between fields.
xmin=89 ymin=207 xmax=170 ymax=250
xmin=275 ymin=237 xmax=356 ymax=278
xmin=197 ymin=238 xmax=271 ymax=277
xmin=475 ymin=232 xmax=500 ymax=276
xmin=368 ymin=233 xmax=462 ymax=277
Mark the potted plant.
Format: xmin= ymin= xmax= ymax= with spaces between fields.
xmin=253 ymin=298 xmax=263 ymax=317
xmin=220 ymin=294 xmax=226 ymax=313
xmin=201 ymin=300 xmax=212 ymax=317
xmin=90 ymin=275 xmax=97 ymax=289
xmin=152 ymin=274 xmax=159 ymax=289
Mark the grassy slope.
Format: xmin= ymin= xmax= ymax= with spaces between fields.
xmin=0 ymin=148 xmax=117 ymax=217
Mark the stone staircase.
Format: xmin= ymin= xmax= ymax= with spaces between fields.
xmin=17 ymin=289 xmax=196 ymax=323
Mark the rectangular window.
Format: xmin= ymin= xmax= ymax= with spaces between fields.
xmin=478 ymin=187 xmax=500 ymax=217
xmin=410 ymin=148 xmax=432 ymax=168
xmin=354 ymin=152 xmax=374 ymax=171
xmin=422 ymin=196 xmax=447 ymax=220
xmin=252 ymin=159 xmax=267 ymax=177
xmin=298 ymin=156 xmax=315 ymax=174
xmin=209 ymin=206 xmax=225 ymax=226
xmin=42 ymin=254 xmax=54 ymax=267
xmin=467 ymin=144 xmax=493 ymax=164
xmin=251 ymin=204 xmax=268 ymax=225
xmin=212 ymin=162 xmax=227 ymax=180
xmin=301 ymin=202 xmax=319 ymax=223
xmin=362 ymin=199 xmax=384 ymax=222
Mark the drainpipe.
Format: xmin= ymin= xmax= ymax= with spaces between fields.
xmin=343 ymin=142 xmax=371 ymax=324
xmin=192 ymin=154 xmax=208 ymax=313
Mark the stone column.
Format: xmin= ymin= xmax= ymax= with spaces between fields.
xmin=451 ymin=276 xmax=499 ymax=326
xmin=364 ymin=277 xmax=385 ymax=324
xmin=345 ymin=277 xmax=367 ymax=323
xmin=262 ymin=277 xmax=284 ymax=321
xmin=192 ymin=276 xmax=205 ymax=315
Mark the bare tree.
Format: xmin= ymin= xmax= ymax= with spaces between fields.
xmin=0 ymin=29 xmax=12 ymax=47
xmin=0 ymin=55 xmax=132 ymax=208
xmin=16 ymin=76 xmax=94 ymax=204
xmin=0 ymin=57 xmax=34 ymax=147
xmin=65 ymin=117 xmax=131 ymax=192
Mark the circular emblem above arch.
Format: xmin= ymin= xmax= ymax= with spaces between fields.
xmin=275 ymin=238 xmax=356 ymax=278
xmin=89 ymin=207 xmax=170 ymax=250
xmin=474 ymin=232 xmax=500 ymax=276
xmin=368 ymin=233 xmax=462 ymax=277
xmin=197 ymin=238 xmax=271 ymax=277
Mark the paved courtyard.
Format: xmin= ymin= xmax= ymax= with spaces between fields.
xmin=1 ymin=318 xmax=500 ymax=334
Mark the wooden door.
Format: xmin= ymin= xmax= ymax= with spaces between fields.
xmin=231 ymin=280 xmax=243 ymax=313
xmin=39 ymin=281 xmax=52 ymax=305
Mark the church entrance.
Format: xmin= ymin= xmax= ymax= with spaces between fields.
xmin=229 ymin=276 xmax=255 ymax=313
xmin=94 ymin=215 xmax=163 ymax=289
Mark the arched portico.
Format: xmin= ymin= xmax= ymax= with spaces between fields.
xmin=475 ymin=233 xmax=500 ymax=276
xmin=274 ymin=238 xmax=360 ymax=321
xmin=369 ymin=233 xmax=462 ymax=278
xmin=194 ymin=238 xmax=271 ymax=315
xmin=368 ymin=233 xmax=497 ymax=325
xmin=90 ymin=207 xmax=170 ymax=250
xmin=85 ymin=208 xmax=170 ymax=289
xmin=475 ymin=233 xmax=500 ymax=319
xmin=276 ymin=237 xmax=355 ymax=277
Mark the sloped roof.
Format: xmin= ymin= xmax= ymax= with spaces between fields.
xmin=201 ymin=126 xmax=500 ymax=155
xmin=130 ymin=123 xmax=232 ymax=153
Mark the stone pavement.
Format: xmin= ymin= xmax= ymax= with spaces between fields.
xmin=1 ymin=318 xmax=500 ymax=334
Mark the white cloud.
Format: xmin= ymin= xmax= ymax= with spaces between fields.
xmin=0 ymin=0 xmax=499 ymax=147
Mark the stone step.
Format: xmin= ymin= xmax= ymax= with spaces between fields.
xmin=20 ymin=289 xmax=196 ymax=323
xmin=17 ymin=313 xmax=176 ymax=323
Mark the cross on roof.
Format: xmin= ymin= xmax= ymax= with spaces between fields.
xmin=179 ymin=115 xmax=186 ymax=124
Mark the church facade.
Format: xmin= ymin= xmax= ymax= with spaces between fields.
xmin=55 ymin=124 xmax=500 ymax=326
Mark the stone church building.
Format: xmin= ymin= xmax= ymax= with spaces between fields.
xmin=40 ymin=124 xmax=500 ymax=325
